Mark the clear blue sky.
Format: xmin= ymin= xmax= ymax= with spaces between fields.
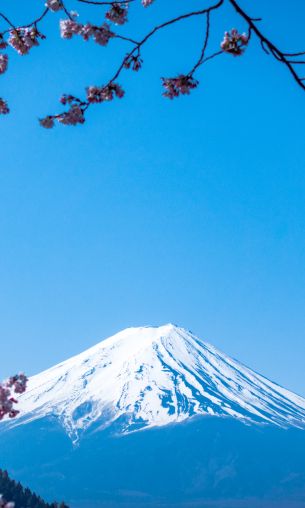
xmin=1 ymin=1 xmax=305 ymax=395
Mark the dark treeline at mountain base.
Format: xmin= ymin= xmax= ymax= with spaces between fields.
xmin=0 ymin=469 xmax=68 ymax=508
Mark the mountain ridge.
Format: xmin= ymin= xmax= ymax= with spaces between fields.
xmin=3 ymin=324 xmax=305 ymax=443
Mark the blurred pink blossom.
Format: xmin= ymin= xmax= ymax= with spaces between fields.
xmin=46 ymin=0 xmax=63 ymax=12
xmin=221 ymin=28 xmax=248 ymax=56
xmin=0 ymin=98 xmax=9 ymax=114
xmin=87 ymin=82 xmax=125 ymax=103
xmin=0 ymin=54 xmax=8 ymax=75
xmin=0 ymin=373 xmax=27 ymax=420
xmin=162 ymin=75 xmax=199 ymax=99
xmin=106 ymin=3 xmax=128 ymax=25
xmin=8 ymin=27 xmax=45 ymax=55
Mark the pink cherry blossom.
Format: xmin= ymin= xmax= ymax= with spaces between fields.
xmin=46 ymin=0 xmax=63 ymax=12
xmin=142 ymin=0 xmax=154 ymax=7
xmin=0 ymin=54 xmax=8 ymax=75
xmin=0 ymin=373 xmax=27 ymax=420
xmin=106 ymin=3 xmax=128 ymax=26
xmin=87 ymin=82 xmax=124 ymax=103
xmin=57 ymin=104 xmax=85 ymax=125
xmin=221 ymin=28 xmax=248 ymax=56
xmin=91 ymin=23 xmax=115 ymax=46
xmin=0 ymin=98 xmax=9 ymax=114
xmin=39 ymin=116 xmax=55 ymax=128
xmin=6 ymin=373 xmax=27 ymax=394
xmin=8 ymin=27 xmax=45 ymax=56
xmin=162 ymin=75 xmax=199 ymax=99
xmin=60 ymin=19 xmax=83 ymax=39
xmin=60 ymin=94 xmax=81 ymax=105
xmin=0 ymin=375 xmax=27 ymax=507
xmin=60 ymin=20 xmax=115 ymax=47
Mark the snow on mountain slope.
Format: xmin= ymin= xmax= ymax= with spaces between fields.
xmin=5 ymin=324 xmax=305 ymax=442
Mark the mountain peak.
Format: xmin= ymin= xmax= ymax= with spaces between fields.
xmin=4 ymin=325 xmax=305 ymax=442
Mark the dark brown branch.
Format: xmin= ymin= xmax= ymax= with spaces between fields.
xmin=287 ymin=60 xmax=305 ymax=65
xmin=1 ymin=0 xmax=302 ymax=125
xmin=260 ymin=39 xmax=270 ymax=55
xmin=284 ymin=51 xmax=305 ymax=57
xmin=228 ymin=0 xmax=305 ymax=91
xmin=189 ymin=10 xmax=211 ymax=75
xmin=1 ymin=7 xmax=49 ymax=35
xmin=109 ymin=0 xmax=224 ymax=83
xmin=202 ymin=49 xmax=223 ymax=64
xmin=0 ymin=12 xmax=16 ymax=30
xmin=114 ymin=34 xmax=139 ymax=44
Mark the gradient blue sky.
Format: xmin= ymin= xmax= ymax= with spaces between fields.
xmin=1 ymin=1 xmax=305 ymax=395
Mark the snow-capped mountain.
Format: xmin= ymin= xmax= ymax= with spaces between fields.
xmin=2 ymin=325 xmax=305 ymax=508
xmin=8 ymin=324 xmax=305 ymax=442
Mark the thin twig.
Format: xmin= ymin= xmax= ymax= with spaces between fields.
xmin=228 ymin=0 xmax=305 ymax=91
xmin=109 ymin=0 xmax=224 ymax=83
xmin=189 ymin=10 xmax=211 ymax=75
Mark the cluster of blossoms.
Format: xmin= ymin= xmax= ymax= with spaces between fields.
xmin=0 ymin=54 xmax=8 ymax=75
xmin=0 ymin=373 xmax=27 ymax=421
xmin=39 ymin=82 xmax=124 ymax=128
xmin=0 ymin=375 xmax=27 ymax=508
xmin=60 ymin=19 xmax=115 ymax=46
xmin=0 ymin=0 xmax=256 ymax=126
xmin=6 ymin=373 xmax=28 ymax=394
xmin=39 ymin=116 xmax=55 ymax=128
xmin=0 ymin=495 xmax=14 ymax=508
xmin=39 ymin=107 xmax=85 ymax=128
xmin=105 ymin=3 xmax=128 ymax=26
xmin=59 ymin=19 xmax=82 ymax=39
xmin=162 ymin=74 xmax=199 ymax=99
xmin=0 ymin=98 xmax=9 ymax=114
xmin=57 ymin=105 xmax=85 ymax=125
xmin=8 ymin=27 xmax=45 ymax=56
xmin=221 ymin=28 xmax=249 ymax=56
xmin=123 ymin=53 xmax=143 ymax=71
xmin=40 ymin=94 xmax=87 ymax=127
xmin=59 ymin=93 xmax=82 ymax=105
xmin=46 ymin=0 xmax=63 ymax=12
xmin=87 ymin=82 xmax=124 ymax=103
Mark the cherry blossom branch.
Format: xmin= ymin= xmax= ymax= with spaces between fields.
xmin=0 ymin=0 xmax=304 ymax=123
xmin=0 ymin=7 xmax=50 ymax=35
xmin=39 ymin=0 xmax=226 ymax=126
xmin=228 ymin=0 xmax=305 ymax=91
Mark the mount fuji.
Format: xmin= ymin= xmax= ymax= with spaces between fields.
xmin=1 ymin=324 xmax=305 ymax=508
